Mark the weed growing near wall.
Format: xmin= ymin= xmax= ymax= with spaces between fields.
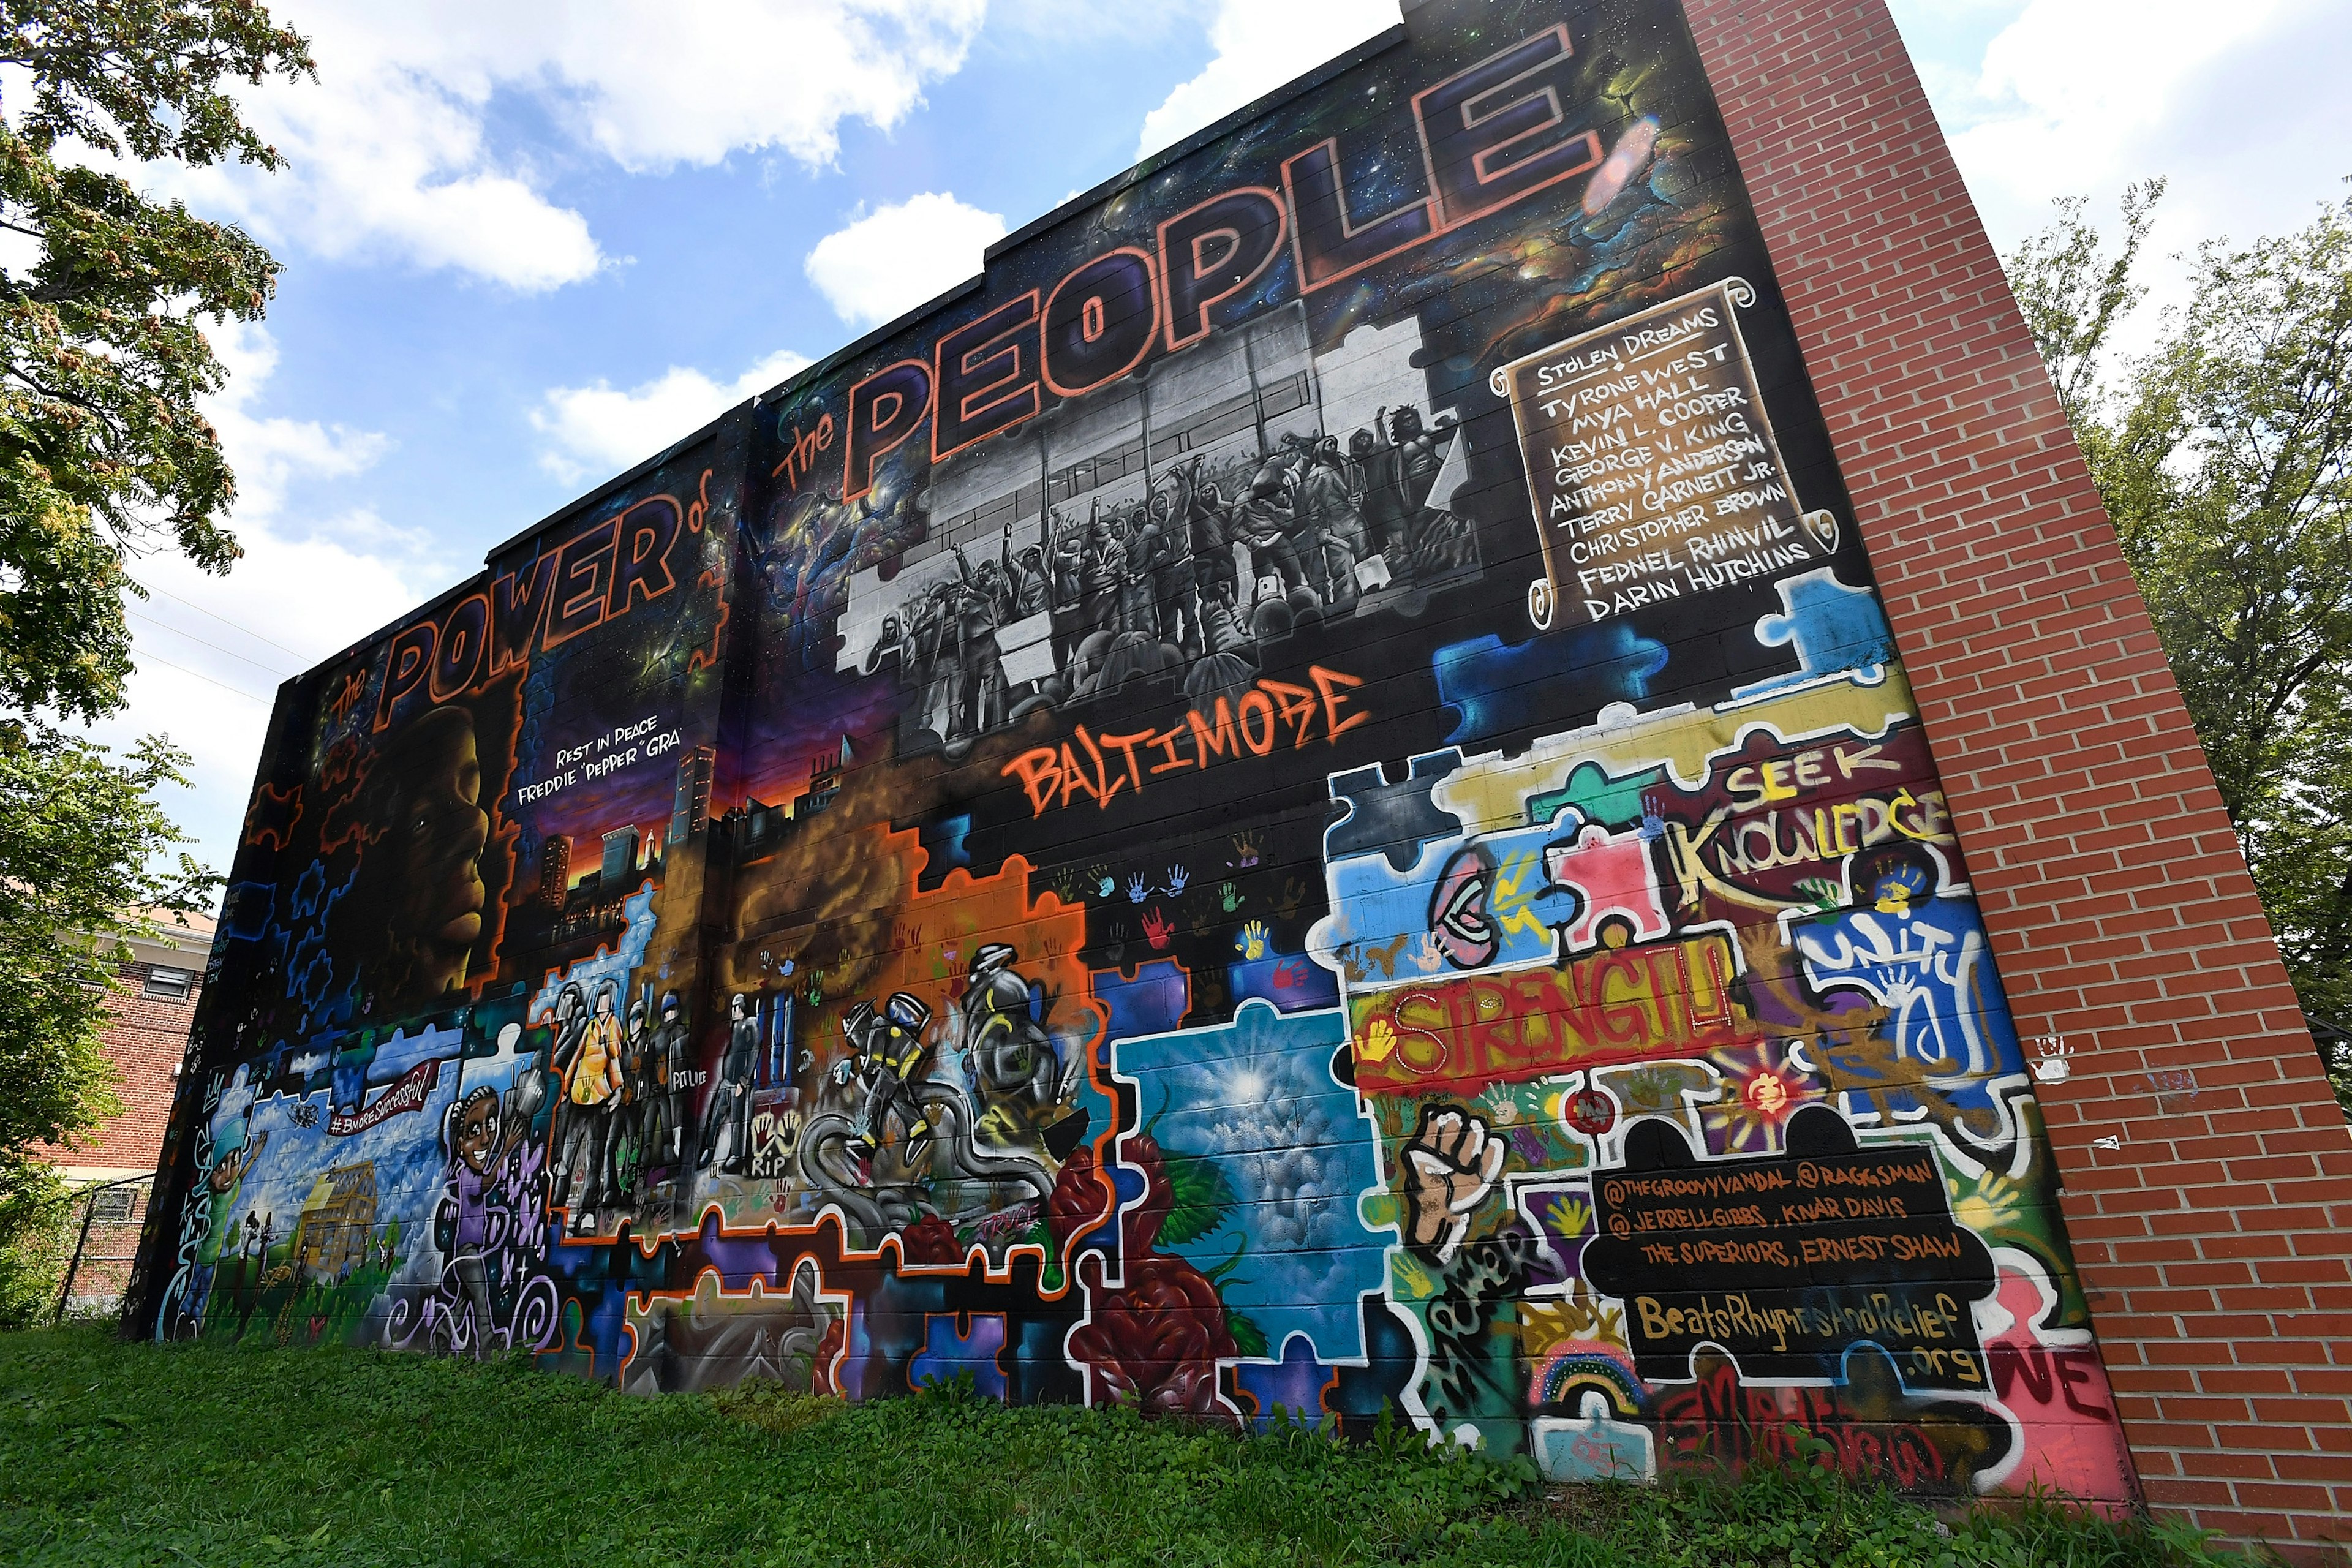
xmin=1 ymin=1327 xmax=2253 ymax=1567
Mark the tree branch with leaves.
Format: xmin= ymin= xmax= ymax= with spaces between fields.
xmin=0 ymin=0 xmax=309 ymax=1324
xmin=2006 ymin=183 xmax=2352 ymax=1114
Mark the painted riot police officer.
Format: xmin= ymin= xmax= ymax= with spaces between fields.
xmin=838 ymin=992 xmax=935 ymax=1170
xmin=701 ymin=992 xmax=758 ymax=1174
xmin=649 ymin=990 xmax=690 ymax=1172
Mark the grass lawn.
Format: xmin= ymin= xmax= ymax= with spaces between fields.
xmin=1 ymin=1325 xmax=2252 ymax=1567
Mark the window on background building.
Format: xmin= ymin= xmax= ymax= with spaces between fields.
xmin=141 ymin=966 xmax=194 ymax=1002
xmin=89 ymin=1186 xmax=138 ymax=1223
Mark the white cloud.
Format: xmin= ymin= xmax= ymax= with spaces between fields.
xmin=535 ymin=1 xmax=989 ymax=172
xmin=1137 ymin=0 xmax=1397 ymax=160
xmin=153 ymin=0 xmax=990 ymax=292
xmin=532 ymin=347 xmax=814 ymax=484
xmin=1902 ymin=0 xmax=2352 ymax=350
xmin=90 ymin=321 xmax=430 ymax=877
xmin=205 ymin=320 xmax=392 ymax=516
xmin=803 ymin=192 xmax=1008 ymax=328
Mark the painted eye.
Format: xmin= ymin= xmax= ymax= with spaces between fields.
xmin=1430 ymin=846 xmax=1499 ymax=969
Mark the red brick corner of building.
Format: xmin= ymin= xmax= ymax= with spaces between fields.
xmin=1684 ymin=0 xmax=2352 ymax=1558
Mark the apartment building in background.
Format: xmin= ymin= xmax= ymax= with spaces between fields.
xmin=39 ymin=913 xmax=214 ymax=1310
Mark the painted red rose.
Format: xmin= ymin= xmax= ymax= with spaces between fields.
xmin=1067 ymin=1253 xmax=1238 ymax=1420
xmin=1120 ymin=1130 xmax=1172 ymax=1256
xmin=1047 ymin=1145 xmax=1113 ymax=1251
xmin=899 ymin=1213 xmax=962 ymax=1264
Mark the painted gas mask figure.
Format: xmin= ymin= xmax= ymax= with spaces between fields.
xmin=336 ymin=706 xmax=491 ymax=1015
xmin=839 ymin=992 xmax=935 ymax=1174
xmin=960 ymin=943 xmax=1085 ymax=1160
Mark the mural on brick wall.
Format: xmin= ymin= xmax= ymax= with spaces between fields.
xmin=132 ymin=0 xmax=2136 ymax=1505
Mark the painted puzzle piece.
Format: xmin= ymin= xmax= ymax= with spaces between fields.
xmin=1732 ymin=567 xmax=1896 ymax=699
xmin=1433 ymin=621 xmax=1670 ymax=748
xmin=1433 ymin=668 xmax=1916 ymax=832
xmin=911 ymin=1311 xmax=1009 ymax=1400
xmin=1312 ymin=797 xmax=1593 ymax=989
xmin=1545 ymin=820 xmax=1672 ymax=952
xmin=1233 ymin=1332 xmax=1342 ymax=1428
xmin=1112 ymin=1001 xmax=1384 ymax=1358
xmin=1325 ymin=751 xmax=1466 ymax=874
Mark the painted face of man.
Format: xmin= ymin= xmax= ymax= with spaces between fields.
xmin=393 ymin=712 xmax=490 ymax=957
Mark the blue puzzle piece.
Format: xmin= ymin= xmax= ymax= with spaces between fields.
xmin=1092 ymin=959 xmax=1191 ymax=1042
xmin=1235 ymin=1333 xmax=1341 ymax=1428
xmin=1325 ymin=751 xmax=1466 ymax=873
xmin=911 ymin=1312 xmax=1008 ymax=1400
xmin=1435 ymin=623 xmax=1670 ymax=748
xmin=1318 ymin=812 xmax=1591 ymax=976
xmin=1733 ymin=567 xmax=1896 ymax=698
xmin=1227 ymin=951 xmax=1340 ymax=1013
xmin=1114 ymin=1003 xmax=1381 ymax=1357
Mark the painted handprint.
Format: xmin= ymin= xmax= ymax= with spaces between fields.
xmin=1165 ymin=864 xmax=1189 ymax=895
xmin=1235 ymin=919 xmax=1269 ymax=960
xmin=1220 ymin=882 xmax=1243 ymax=913
xmin=1140 ymin=907 xmax=1174 ymax=950
xmin=1358 ymin=1017 xmax=1398 ymax=1063
xmin=1126 ymin=873 xmax=1149 ymax=904
xmin=1231 ymin=832 xmax=1260 ymax=869
xmin=1402 ymin=1107 xmax=1506 ymax=1262
xmin=1274 ymin=876 xmax=1310 ymax=921
xmin=1360 ymin=932 xmax=1408 ymax=978
xmin=1098 ymin=873 xmax=1118 ymax=899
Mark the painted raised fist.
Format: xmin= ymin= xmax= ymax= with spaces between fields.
xmin=1402 ymin=1107 xmax=1505 ymax=1262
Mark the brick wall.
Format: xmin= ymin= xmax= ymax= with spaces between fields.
xmin=38 ymin=961 xmax=200 ymax=1180
xmin=1682 ymin=0 xmax=2352 ymax=1555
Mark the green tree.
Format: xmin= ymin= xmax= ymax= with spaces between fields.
xmin=2006 ymin=186 xmax=2352 ymax=1112
xmin=0 ymin=0 xmax=311 ymax=1325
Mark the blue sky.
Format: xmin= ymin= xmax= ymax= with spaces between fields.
xmin=93 ymin=0 xmax=2352 ymax=879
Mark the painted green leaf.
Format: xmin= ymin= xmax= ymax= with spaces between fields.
xmin=1156 ymin=1149 xmax=1238 ymax=1247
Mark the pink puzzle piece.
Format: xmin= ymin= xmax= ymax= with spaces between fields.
xmin=1546 ymin=824 xmax=1672 ymax=952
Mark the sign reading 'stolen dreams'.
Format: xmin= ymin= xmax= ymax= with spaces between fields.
xmin=1494 ymin=279 xmax=1840 ymax=628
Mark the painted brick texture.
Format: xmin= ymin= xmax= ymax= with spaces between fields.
xmin=1683 ymin=0 xmax=2352 ymax=1554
